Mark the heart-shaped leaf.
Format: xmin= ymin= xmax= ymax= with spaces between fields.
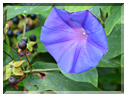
xmin=23 ymin=72 xmax=99 ymax=91
xmin=60 ymin=67 xmax=98 ymax=87
xmin=32 ymin=61 xmax=58 ymax=69
xmin=105 ymin=5 xmax=124 ymax=35
xmin=65 ymin=3 xmax=96 ymax=12
xmin=88 ymin=5 xmax=101 ymax=20
xmin=97 ymin=55 xmax=121 ymax=67
xmin=6 ymin=5 xmax=53 ymax=20
xmin=103 ymin=24 xmax=124 ymax=59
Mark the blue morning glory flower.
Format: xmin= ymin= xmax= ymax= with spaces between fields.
xmin=40 ymin=7 xmax=108 ymax=74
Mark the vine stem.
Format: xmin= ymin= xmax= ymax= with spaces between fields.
xmin=23 ymin=68 xmax=60 ymax=73
xmin=18 ymin=54 xmax=25 ymax=71
xmin=3 ymin=50 xmax=13 ymax=60
xmin=11 ymin=47 xmax=25 ymax=71
xmin=25 ymin=54 xmax=33 ymax=69
xmin=4 ymin=41 xmax=25 ymax=71
xmin=23 ymin=14 xmax=26 ymax=37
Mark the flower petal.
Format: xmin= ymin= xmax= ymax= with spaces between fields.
xmin=45 ymin=40 xmax=76 ymax=63
xmin=54 ymin=7 xmax=83 ymax=28
xmin=44 ymin=7 xmax=73 ymax=31
xmin=83 ymin=11 xmax=108 ymax=50
xmin=73 ymin=38 xmax=105 ymax=74
xmin=58 ymin=41 xmax=79 ymax=73
xmin=40 ymin=26 xmax=74 ymax=45
xmin=40 ymin=7 xmax=108 ymax=74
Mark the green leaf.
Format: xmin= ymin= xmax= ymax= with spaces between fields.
xmin=103 ymin=24 xmax=124 ymax=59
xmin=3 ymin=42 xmax=10 ymax=62
xmin=99 ymin=79 xmax=117 ymax=91
xmin=32 ymin=61 xmax=58 ymax=69
xmin=23 ymin=75 xmax=38 ymax=91
xmin=97 ymin=55 xmax=121 ymax=67
xmin=37 ymin=42 xmax=47 ymax=52
xmin=65 ymin=3 xmax=96 ymax=12
xmin=13 ymin=60 xmax=26 ymax=67
xmin=6 ymin=6 xmax=24 ymax=20
xmin=121 ymin=54 xmax=124 ymax=67
xmin=31 ymin=53 xmax=56 ymax=63
xmin=99 ymin=6 xmax=111 ymax=14
xmin=105 ymin=5 xmax=124 ymax=35
xmin=20 ymin=3 xmax=53 ymax=6
xmin=99 ymin=6 xmax=111 ymax=23
xmin=23 ymin=72 xmax=99 ymax=91
xmin=3 ymin=8 xmax=7 ymax=26
xmin=97 ymin=67 xmax=116 ymax=75
xmin=60 ymin=67 xmax=98 ymax=87
xmin=4 ymin=33 xmax=15 ymax=60
xmin=6 ymin=5 xmax=53 ymax=20
xmin=36 ymin=7 xmax=53 ymax=20
xmin=12 ymin=67 xmax=24 ymax=75
xmin=17 ymin=27 xmax=47 ymax=53
xmin=99 ymin=73 xmax=122 ymax=84
xmin=3 ymin=82 xmax=7 ymax=94
xmin=117 ymin=15 xmax=124 ymax=24
xmin=3 ymin=33 xmax=15 ymax=60
xmin=3 ymin=68 xmax=12 ymax=81
xmin=65 ymin=4 xmax=100 ymax=20
xmin=99 ymin=4 xmax=113 ymax=17
xmin=27 ymin=43 xmax=33 ymax=52
xmin=98 ymin=67 xmax=122 ymax=90
xmin=88 ymin=6 xmax=101 ymax=20
xmin=55 ymin=3 xmax=65 ymax=9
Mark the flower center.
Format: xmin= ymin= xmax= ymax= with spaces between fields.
xmin=83 ymin=31 xmax=86 ymax=35
xmin=73 ymin=28 xmax=88 ymax=40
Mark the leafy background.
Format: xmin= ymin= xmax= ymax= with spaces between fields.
xmin=3 ymin=3 xmax=124 ymax=94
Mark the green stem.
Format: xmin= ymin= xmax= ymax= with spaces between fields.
xmin=25 ymin=54 xmax=33 ymax=69
xmin=23 ymin=68 xmax=60 ymax=73
xmin=26 ymin=63 xmax=29 ymax=70
xmin=23 ymin=14 xmax=26 ymax=37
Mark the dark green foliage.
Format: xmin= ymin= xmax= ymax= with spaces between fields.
xmin=3 ymin=3 xmax=124 ymax=93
